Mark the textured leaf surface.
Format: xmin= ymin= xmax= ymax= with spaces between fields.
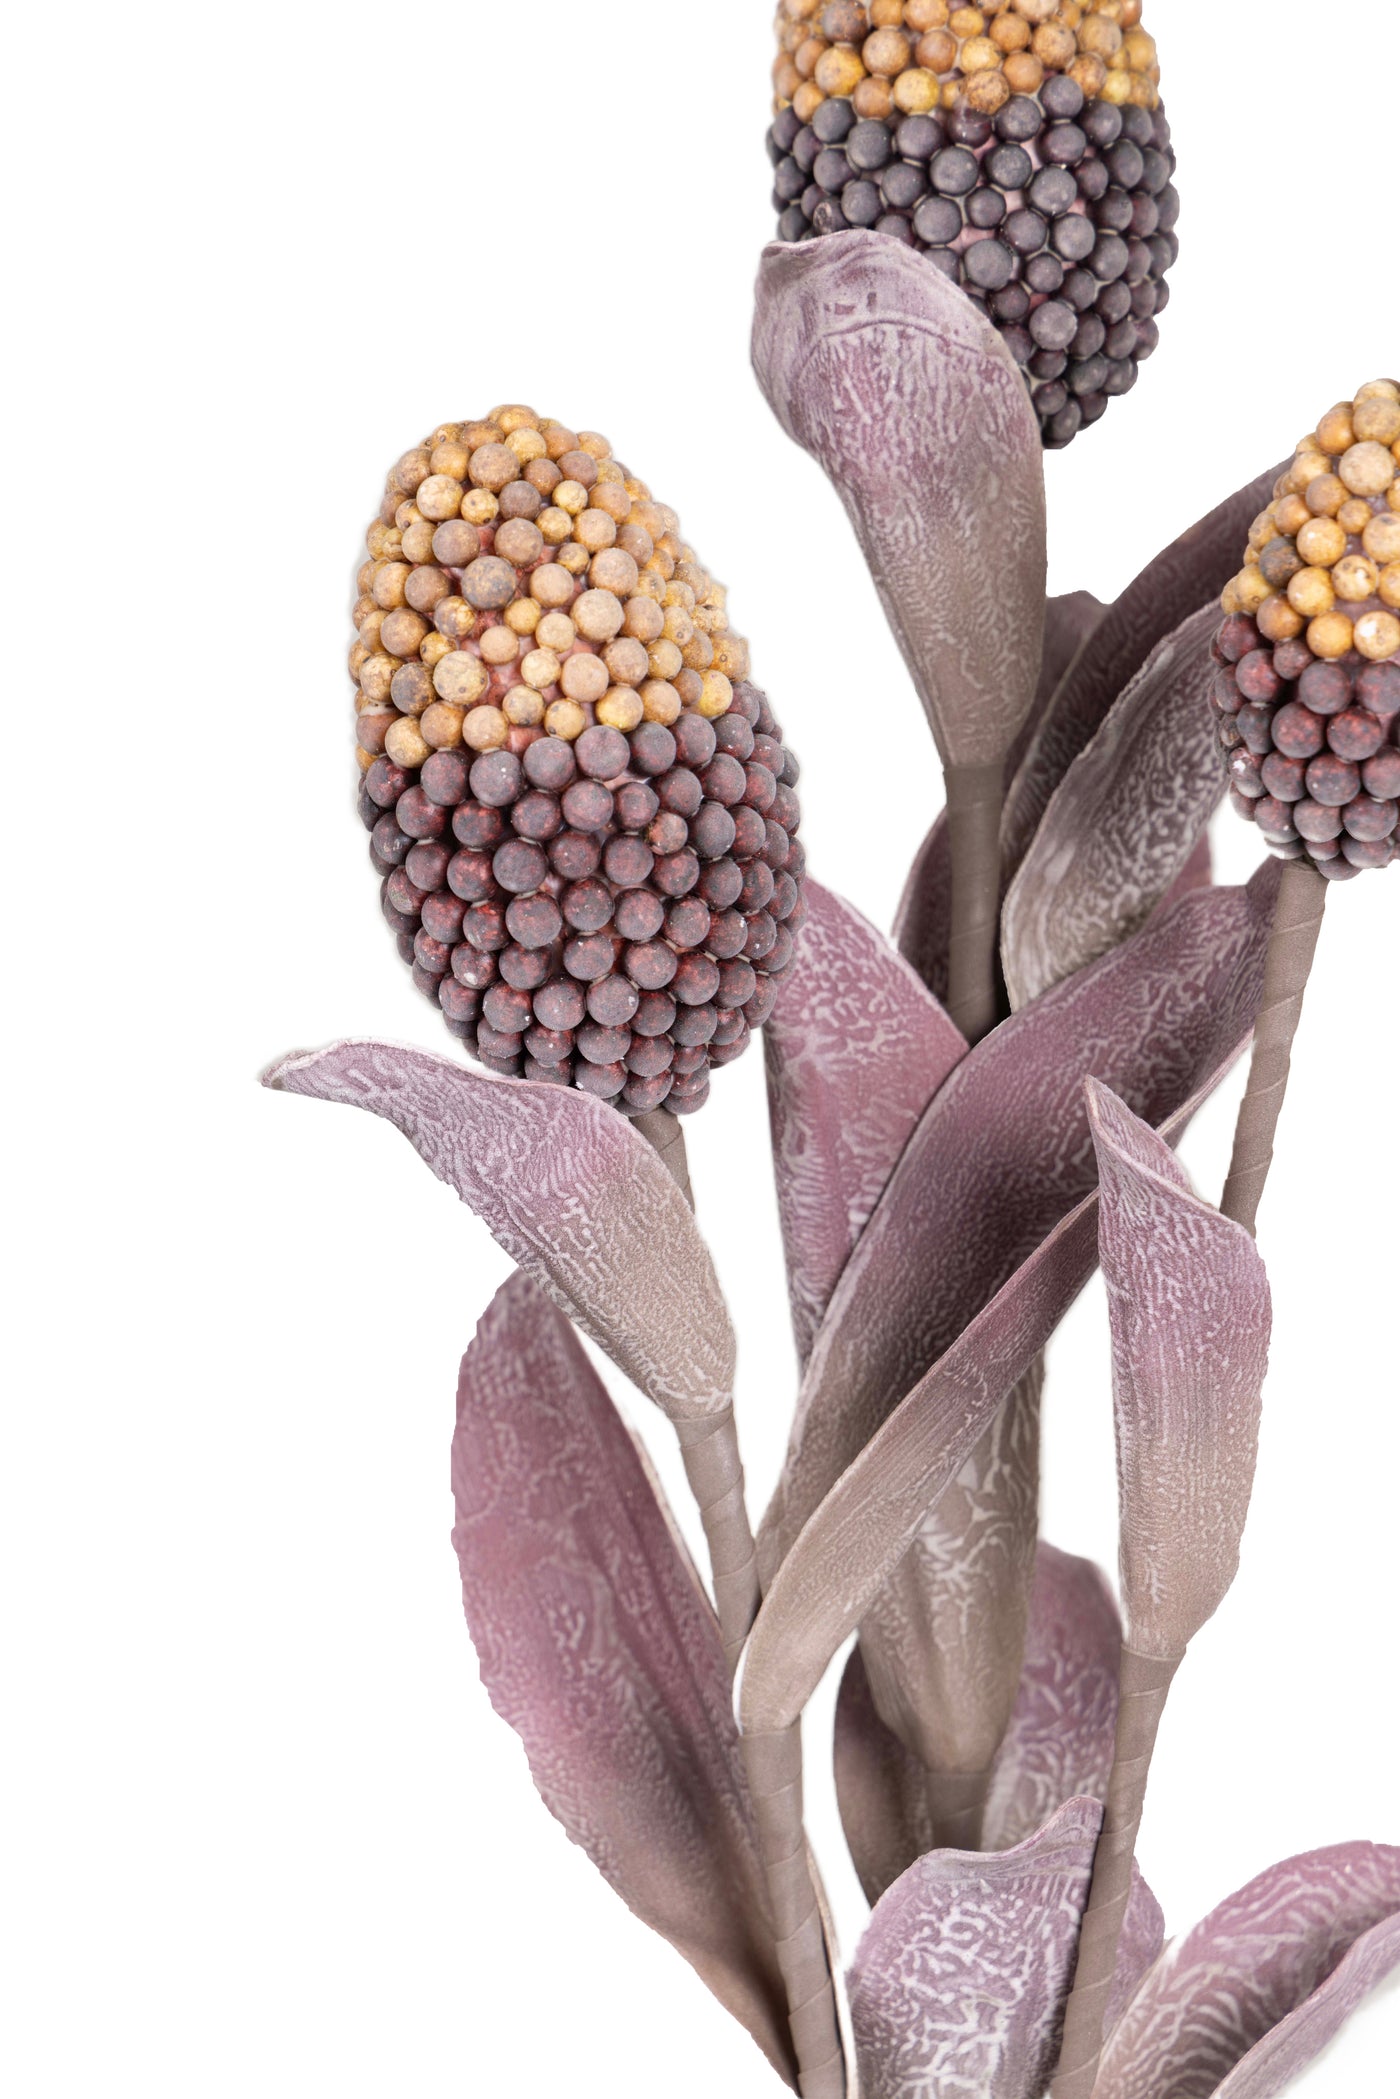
xmin=765 ymin=880 xmax=966 ymax=1370
xmin=1002 ymin=603 xmax=1225 ymax=1010
xmin=761 ymin=864 xmax=1281 ymax=1581
xmin=1003 ymin=461 xmax=1285 ymax=869
xmin=453 ymin=1275 xmax=795 ymax=2083
xmin=264 ymin=1039 xmax=734 ymax=1422
xmin=895 ymin=592 xmax=1105 ymax=1002
xmin=849 ymin=1799 xmax=1163 ymax=2099
xmin=752 ymin=231 xmax=1046 ymax=771
xmin=836 ymin=1544 xmax=1122 ymax=1903
xmin=1097 ymin=1844 xmax=1400 ymax=2099
xmin=1088 ymin=1079 xmax=1271 ymax=1660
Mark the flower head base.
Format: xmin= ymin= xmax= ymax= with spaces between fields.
xmin=767 ymin=1 xmax=1174 ymax=448
xmin=1215 ymin=379 xmax=1400 ymax=881
xmin=353 ymin=411 xmax=806 ymax=1112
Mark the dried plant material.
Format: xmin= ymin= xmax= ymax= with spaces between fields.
xmin=1002 ymin=603 xmax=1225 ymax=1009
xmin=761 ymin=865 xmax=1281 ymax=1581
xmin=453 ymin=1275 xmax=795 ymax=2085
xmin=765 ymin=878 xmax=966 ymax=1368
xmin=848 ymin=1799 xmax=1164 ymax=2099
xmin=836 ymin=1544 xmax=1123 ymax=1903
xmin=1095 ymin=1844 xmax=1400 ymax=2099
xmin=752 ymin=232 xmax=1046 ymax=777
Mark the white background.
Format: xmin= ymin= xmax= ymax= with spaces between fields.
xmin=6 ymin=2 xmax=1399 ymax=2092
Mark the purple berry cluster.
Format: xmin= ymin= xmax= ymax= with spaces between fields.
xmin=358 ymin=685 xmax=806 ymax=1114
xmin=1213 ymin=615 xmax=1400 ymax=881
xmin=767 ymin=78 xmax=1176 ymax=448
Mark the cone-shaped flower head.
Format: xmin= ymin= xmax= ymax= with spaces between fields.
xmin=1215 ymin=379 xmax=1400 ymax=882
xmin=352 ymin=410 xmax=807 ymax=1114
xmin=767 ymin=0 xmax=1175 ymax=448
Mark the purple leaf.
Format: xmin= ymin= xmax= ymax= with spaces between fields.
xmin=894 ymin=591 xmax=1106 ymax=1003
xmin=836 ymin=1544 xmax=1123 ymax=1903
xmin=848 ymin=1799 xmax=1163 ymax=2099
xmin=1087 ymin=1078 xmax=1271 ymax=1661
xmin=1002 ymin=603 xmax=1226 ymax=1010
xmin=264 ymin=1040 xmax=734 ymax=1424
xmin=752 ymin=232 xmax=1046 ymax=772
xmin=1003 ymin=461 xmax=1284 ymax=873
xmin=1097 ymin=1844 xmax=1400 ymax=2099
xmin=760 ymin=864 xmax=1282 ymax=1581
xmin=453 ymin=1274 xmax=795 ymax=2085
xmin=765 ymin=879 xmax=966 ymax=1369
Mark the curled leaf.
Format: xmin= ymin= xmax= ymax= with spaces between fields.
xmin=1087 ymin=1078 xmax=1272 ymax=1661
xmin=453 ymin=1274 xmax=795 ymax=2084
xmin=849 ymin=1799 xmax=1163 ymax=2099
xmin=765 ymin=879 xmax=966 ymax=1370
xmin=264 ymin=1040 xmax=734 ymax=1422
xmin=1097 ymin=1844 xmax=1400 ymax=2099
xmin=752 ymin=231 xmax=1046 ymax=772
xmin=1002 ymin=604 xmax=1225 ymax=1010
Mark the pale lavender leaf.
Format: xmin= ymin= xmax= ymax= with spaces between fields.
xmin=1002 ymin=603 xmax=1225 ymax=1010
xmin=836 ymin=1543 xmax=1122 ymax=1902
xmin=1003 ymin=461 xmax=1284 ymax=872
xmin=453 ymin=1273 xmax=795 ymax=2084
xmin=1087 ymin=1078 xmax=1271 ymax=1661
xmin=894 ymin=591 xmax=1106 ymax=1001
xmin=765 ymin=880 xmax=966 ymax=1369
xmin=760 ymin=863 xmax=1281 ymax=1582
xmin=1098 ymin=1844 xmax=1400 ymax=2099
xmin=263 ymin=1039 xmax=734 ymax=1423
xmin=848 ymin=1799 xmax=1161 ymax=2099
xmin=752 ymin=232 xmax=1046 ymax=772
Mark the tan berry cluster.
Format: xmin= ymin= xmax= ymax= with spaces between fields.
xmin=773 ymin=0 xmax=1159 ymax=125
xmin=351 ymin=409 xmax=751 ymax=777
xmin=1221 ymin=382 xmax=1400 ymax=666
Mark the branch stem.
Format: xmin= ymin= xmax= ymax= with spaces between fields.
xmin=945 ymin=759 xmax=1005 ymax=1043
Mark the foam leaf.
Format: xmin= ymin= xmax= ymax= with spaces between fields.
xmin=453 ymin=1274 xmax=795 ymax=2084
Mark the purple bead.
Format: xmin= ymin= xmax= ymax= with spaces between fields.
xmin=586 ymin=976 xmax=640 ymax=1027
xmin=652 ymin=850 xmax=700 ymax=898
xmin=632 ymin=991 xmax=677 ymax=1037
xmin=523 ymin=736 xmax=577 ymax=791
xmin=628 ymin=723 xmax=678 ymax=775
xmin=505 ymin=892 xmax=563 ymax=948
xmin=624 ymin=941 xmax=678 ymax=990
xmin=563 ymin=934 xmax=617 ymax=982
xmin=492 ymin=839 xmax=549 ymax=894
xmin=511 ymin=790 xmax=564 ymax=841
xmin=575 ymin=724 xmax=629 ymax=779
xmin=534 ymin=979 xmax=587 ymax=1031
xmin=665 ymin=896 xmax=711 ymax=950
xmin=562 ymin=877 xmax=613 ymax=933
xmin=603 ymin=835 xmax=655 ymax=887
xmin=470 ymin=750 xmax=523 ymax=806
xmin=421 ymin=750 xmax=471 ymax=807
xmin=614 ymin=781 xmax=660 ymax=831
xmin=453 ymin=801 xmax=506 ymax=850
xmin=421 ymin=892 xmax=466 ymax=944
xmin=613 ymin=887 xmax=666 ymax=941
xmin=550 ymin=829 xmax=602 ymax=880
xmin=561 ymin=779 xmax=614 ymax=830
xmin=672 ymin=713 xmax=717 ymax=768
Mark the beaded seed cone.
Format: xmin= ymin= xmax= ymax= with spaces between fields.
xmin=1215 ymin=379 xmax=1400 ymax=883
xmin=352 ymin=411 xmax=807 ymax=1115
xmin=767 ymin=0 xmax=1175 ymax=449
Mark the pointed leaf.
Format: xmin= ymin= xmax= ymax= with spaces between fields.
xmin=453 ymin=1274 xmax=795 ymax=2084
xmin=836 ymin=1543 xmax=1122 ymax=1902
xmin=765 ymin=879 xmax=966 ymax=1368
xmin=1087 ymin=1078 xmax=1271 ymax=1661
xmin=761 ymin=864 xmax=1281 ymax=1581
xmin=1003 ymin=462 xmax=1284 ymax=871
xmin=1002 ymin=603 xmax=1225 ymax=1009
xmin=752 ymin=231 xmax=1046 ymax=772
xmin=264 ymin=1040 xmax=734 ymax=1423
xmin=849 ymin=1799 xmax=1163 ymax=2099
xmin=1098 ymin=1844 xmax=1400 ymax=2099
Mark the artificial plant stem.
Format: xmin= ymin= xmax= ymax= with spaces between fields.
xmin=924 ymin=1767 xmax=992 ymax=1854
xmin=1050 ymin=1648 xmax=1181 ymax=2099
xmin=744 ymin=1725 xmax=848 ymax=2099
xmin=636 ymin=1105 xmax=695 ymax=1209
xmin=945 ymin=759 xmax=1005 ymax=1043
xmin=675 ymin=1412 xmax=761 ymax=1673
xmin=1219 ymin=857 xmax=1328 ymax=1237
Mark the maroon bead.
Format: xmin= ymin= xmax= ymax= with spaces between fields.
xmin=386 ymin=867 xmax=428 ymax=918
xmin=523 ymin=1054 xmax=573 ymax=1086
xmin=752 ymin=732 xmax=783 ymax=774
xmin=671 ymin=1043 xmax=709 ymax=1076
xmin=624 ymin=940 xmax=678 ymax=990
xmin=712 ymin=1007 xmax=747 ymax=1047
xmin=1305 ymin=754 xmax=1362 ymax=807
xmin=653 ymin=850 xmax=700 ymax=897
xmin=1272 ymin=637 xmax=1313 ymax=682
xmin=371 ymin=814 xmax=413 ymax=867
xmin=1234 ymin=650 xmax=1281 ymax=704
xmin=448 ymin=849 xmax=495 ymax=901
xmin=574 ymin=1058 xmax=627 ymax=1099
xmin=414 ymin=928 xmax=452 ymax=974
xmin=1341 ymin=834 xmax=1395 ymax=869
xmin=464 ymin=901 xmax=510 ymax=952
xmin=366 ymin=757 xmax=411 ymax=809
xmin=492 ymin=837 xmax=548 ymax=895
xmin=498 ymin=944 xmax=551 ymax=991
xmin=1253 ymin=795 xmax=1299 ymax=840
xmin=764 ymin=923 xmax=796 ymax=975
xmin=578 ymin=1022 xmax=632 ymax=1065
xmin=510 ymin=790 xmax=563 ymax=842
xmin=586 ymin=975 xmax=640 ymax=1027
xmin=1235 ymin=703 xmax=1276 ymax=756
xmin=700 ymin=753 xmax=747 ymax=806
xmin=562 ymin=779 xmax=614 ymax=830
xmin=452 ymin=945 xmax=498 ymax=990
xmin=412 ymin=960 xmax=445 ymax=1001
xmin=395 ymin=929 xmax=419 ymax=964
xmin=1218 ymin=717 xmax=1244 ymax=751
xmin=770 ymin=871 xmax=799 ymax=921
xmin=672 ymin=712 xmax=717 ymax=768
xmin=562 ymin=877 xmax=613 ymax=933
xmin=709 ymin=1031 xmax=751 ymax=1068
xmin=396 ymin=786 xmax=448 ymax=839
xmin=733 ymin=806 xmax=770 ymax=860
xmin=525 ymin=1024 xmax=574 ymax=1065
xmin=718 ymin=959 xmax=757 ymax=1007
xmin=628 ymin=723 xmax=678 ymax=775
xmin=1227 ymin=784 xmax=1258 ymax=822
xmin=1362 ymin=748 xmax=1400 ymax=800
xmin=1328 ymin=709 xmax=1386 ymax=763
xmin=439 ymin=977 xmax=482 ymax=1025
xmin=626 ymin=1034 xmax=673 ymax=1078
xmin=505 ymin=892 xmax=563 ymax=948
xmin=1356 ymin=662 xmax=1400 ymax=717
xmin=672 ymin=952 xmax=721 ymax=1006
xmin=421 ymin=750 xmax=471 ymax=807
xmin=712 ymin=713 xmax=755 ymax=759
xmin=421 ymin=891 xmax=466 ymax=944
xmin=673 ymin=1002 xmax=719 ymax=1046
xmin=691 ymin=802 xmax=738 ymax=859
xmin=739 ymin=860 xmax=777 ymax=912
xmin=1298 ymin=660 xmax=1351 ymax=716
xmin=483 ymin=984 xmax=532 ymax=1034
xmin=622 ymin=1073 xmax=674 ymax=1114
xmin=698 ymin=857 xmax=744 ymax=909
xmin=1292 ymin=798 xmax=1344 ymax=843
xmin=1305 ymin=835 xmax=1341 ymax=861
xmin=550 ymin=829 xmax=602 ymax=880
xmin=613 ymin=887 xmax=666 ymax=941
xmin=564 ymin=933 xmax=617 ymax=982
xmin=656 ymin=767 xmax=704 ymax=818
xmin=1318 ymin=855 xmax=1364 ymax=881
xmin=524 ymin=736 xmax=577 ymax=791
xmin=403 ymin=841 xmax=450 ymax=891
xmin=1342 ymin=794 xmax=1398 ymax=843
xmin=669 ymin=1079 xmax=711 ymax=1115
xmin=707 ymin=908 xmax=747 ymax=958
xmin=1270 ymin=703 xmax=1325 ymax=760
xmin=453 ymin=801 xmax=506 ymax=850
xmin=614 ymin=781 xmax=660 ymax=831
xmin=633 ymin=991 xmax=677 ymax=1036
xmin=603 ymin=834 xmax=654 ymax=887
xmin=576 ymin=724 xmax=630 ymax=779
xmin=661 ymin=896 xmax=708 ymax=950
xmin=744 ymin=911 xmax=779 ymax=960
xmin=770 ymin=783 xmax=800 ymax=832
xmin=475 ymin=1024 xmax=525 ymax=1063
xmin=1260 ymin=752 xmax=1306 ymax=802
xmin=534 ymin=979 xmax=587 ymax=1030
xmin=742 ymin=762 xmax=778 ymax=812
xmin=470 ymin=750 xmax=523 ymax=806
